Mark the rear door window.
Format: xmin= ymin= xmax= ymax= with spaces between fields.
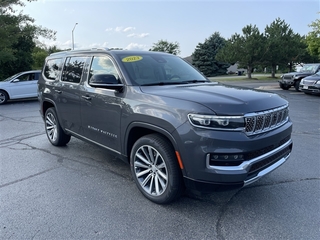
xmin=62 ymin=57 xmax=87 ymax=83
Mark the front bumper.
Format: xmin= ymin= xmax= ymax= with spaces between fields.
xmin=279 ymin=78 xmax=294 ymax=86
xmin=175 ymin=120 xmax=293 ymax=191
xmin=299 ymin=82 xmax=320 ymax=94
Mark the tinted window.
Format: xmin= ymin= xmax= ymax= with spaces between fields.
xmin=89 ymin=56 xmax=119 ymax=83
xmin=62 ymin=57 xmax=87 ymax=83
xmin=17 ymin=73 xmax=32 ymax=81
xmin=43 ymin=58 xmax=63 ymax=80
xmin=118 ymin=53 xmax=207 ymax=86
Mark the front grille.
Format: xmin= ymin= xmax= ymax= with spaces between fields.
xmin=283 ymin=75 xmax=292 ymax=80
xmin=302 ymin=79 xmax=316 ymax=85
xmin=245 ymin=105 xmax=289 ymax=136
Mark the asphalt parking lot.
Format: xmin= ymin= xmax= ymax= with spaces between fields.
xmin=0 ymin=81 xmax=319 ymax=240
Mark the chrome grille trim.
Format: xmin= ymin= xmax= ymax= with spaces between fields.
xmin=244 ymin=104 xmax=289 ymax=136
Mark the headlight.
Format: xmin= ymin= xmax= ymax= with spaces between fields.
xmin=315 ymin=80 xmax=320 ymax=85
xmin=188 ymin=114 xmax=245 ymax=130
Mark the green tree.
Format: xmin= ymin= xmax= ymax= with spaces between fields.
xmin=216 ymin=25 xmax=265 ymax=79
xmin=306 ymin=14 xmax=320 ymax=59
xmin=264 ymin=18 xmax=305 ymax=77
xmin=32 ymin=44 xmax=64 ymax=69
xmin=192 ymin=32 xmax=229 ymax=77
xmin=0 ymin=0 xmax=56 ymax=79
xmin=149 ymin=39 xmax=180 ymax=55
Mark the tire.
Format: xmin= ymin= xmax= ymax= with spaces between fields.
xmin=130 ymin=134 xmax=183 ymax=204
xmin=45 ymin=107 xmax=71 ymax=146
xmin=294 ymin=80 xmax=301 ymax=92
xmin=279 ymin=83 xmax=290 ymax=90
xmin=0 ymin=90 xmax=8 ymax=105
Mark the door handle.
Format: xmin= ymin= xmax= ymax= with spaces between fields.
xmin=55 ymin=90 xmax=62 ymax=94
xmin=82 ymin=95 xmax=91 ymax=100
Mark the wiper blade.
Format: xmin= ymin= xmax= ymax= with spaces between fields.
xmin=181 ymin=80 xmax=209 ymax=84
xmin=140 ymin=81 xmax=189 ymax=86
xmin=140 ymin=80 xmax=209 ymax=86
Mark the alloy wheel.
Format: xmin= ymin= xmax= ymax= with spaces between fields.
xmin=133 ymin=145 xmax=168 ymax=196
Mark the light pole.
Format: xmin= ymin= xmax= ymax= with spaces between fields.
xmin=72 ymin=23 xmax=78 ymax=50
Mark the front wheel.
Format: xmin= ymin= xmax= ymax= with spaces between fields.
xmin=294 ymin=80 xmax=301 ymax=92
xmin=279 ymin=83 xmax=290 ymax=90
xmin=130 ymin=134 xmax=183 ymax=204
xmin=45 ymin=108 xmax=71 ymax=146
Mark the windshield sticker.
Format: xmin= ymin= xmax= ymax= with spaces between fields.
xmin=122 ymin=56 xmax=143 ymax=62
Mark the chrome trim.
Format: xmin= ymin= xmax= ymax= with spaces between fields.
xmin=244 ymin=104 xmax=289 ymax=136
xmin=65 ymin=129 xmax=121 ymax=155
xmin=188 ymin=104 xmax=289 ymax=136
xmin=206 ymin=139 xmax=292 ymax=172
xmin=243 ymin=153 xmax=289 ymax=186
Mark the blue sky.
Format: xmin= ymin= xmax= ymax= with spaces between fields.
xmin=17 ymin=0 xmax=319 ymax=57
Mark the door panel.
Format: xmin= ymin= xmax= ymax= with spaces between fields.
xmin=55 ymin=56 xmax=88 ymax=134
xmin=80 ymin=55 xmax=122 ymax=153
xmin=8 ymin=73 xmax=39 ymax=98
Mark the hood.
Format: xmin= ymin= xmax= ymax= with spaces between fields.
xmin=303 ymin=74 xmax=320 ymax=81
xmin=284 ymin=71 xmax=312 ymax=77
xmin=0 ymin=81 xmax=11 ymax=87
xmin=140 ymin=83 xmax=288 ymax=115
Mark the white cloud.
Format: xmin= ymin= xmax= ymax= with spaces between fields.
xmin=115 ymin=26 xmax=123 ymax=32
xmin=107 ymin=26 xmax=138 ymax=33
xmin=101 ymin=42 xmax=109 ymax=48
xmin=63 ymin=8 xmax=75 ymax=14
xmin=127 ymin=33 xmax=149 ymax=38
xmin=123 ymin=27 xmax=135 ymax=32
xmin=89 ymin=43 xmax=103 ymax=48
xmin=125 ymin=43 xmax=149 ymax=51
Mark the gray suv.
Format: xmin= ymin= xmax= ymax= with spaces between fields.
xmin=278 ymin=63 xmax=320 ymax=91
xmin=38 ymin=49 xmax=293 ymax=204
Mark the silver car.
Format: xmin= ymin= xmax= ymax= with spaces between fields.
xmin=0 ymin=70 xmax=41 ymax=105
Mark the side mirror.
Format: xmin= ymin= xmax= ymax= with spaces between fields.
xmin=12 ymin=79 xmax=20 ymax=83
xmin=89 ymin=74 xmax=124 ymax=91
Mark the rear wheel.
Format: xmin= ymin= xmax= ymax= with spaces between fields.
xmin=130 ymin=134 xmax=183 ymax=204
xmin=0 ymin=90 xmax=8 ymax=105
xmin=45 ymin=108 xmax=71 ymax=146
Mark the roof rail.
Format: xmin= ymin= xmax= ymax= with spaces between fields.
xmin=48 ymin=47 xmax=124 ymax=56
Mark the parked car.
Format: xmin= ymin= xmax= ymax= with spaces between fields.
xmin=0 ymin=70 xmax=41 ymax=105
xmin=278 ymin=63 xmax=320 ymax=91
xmin=299 ymin=72 xmax=320 ymax=95
xmin=38 ymin=49 xmax=293 ymax=204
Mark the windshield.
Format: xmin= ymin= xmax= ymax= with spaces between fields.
xmin=3 ymin=72 xmax=21 ymax=82
xmin=116 ymin=53 xmax=208 ymax=86
xmin=299 ymin=64 xmax=320 ymax=73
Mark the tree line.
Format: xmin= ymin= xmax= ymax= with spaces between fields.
xmin=1 ymin=0 xmax=319 ymax=79
xmin=150 ymin=17 xmax=319 ymax=79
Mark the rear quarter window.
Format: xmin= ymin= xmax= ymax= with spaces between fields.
xmin=43 ymin=58 xmax=63 ymax=80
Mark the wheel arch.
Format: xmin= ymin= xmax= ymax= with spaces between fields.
xmin=41 ymin=99 xmax=57 ymax=118
xmin=0 ymin=89 xmax=10 ymax=99
xmin=40 ymin=99 xmax=67 ymax=135
xmin=124 ymin=122 xmax=180 ymax=164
